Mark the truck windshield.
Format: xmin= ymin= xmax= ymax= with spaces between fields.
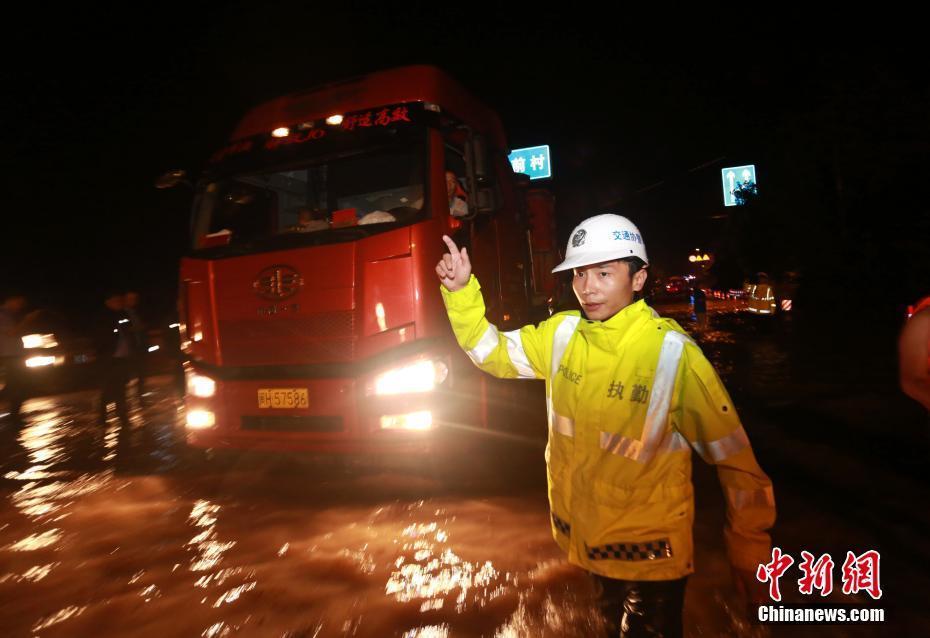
xmin=191 ymin=125 xmax=427 ymax=254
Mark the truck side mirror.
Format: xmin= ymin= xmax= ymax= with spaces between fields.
xmin=476 ymin=186 xmax=497 ymax=214
xmin=471 ymin=135 xmax=489 ymax=183
xmin=155 ymin=169 xmax=190 ymax=190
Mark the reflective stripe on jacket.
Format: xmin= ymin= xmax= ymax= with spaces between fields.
xmin=441 ymin=275 xmax=775 ymax=580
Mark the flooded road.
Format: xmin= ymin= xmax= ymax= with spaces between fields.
xmin=1 ymin=300 xmax=926 ymax=637
xmin=0 ymin=387 xmax=602 ymax=637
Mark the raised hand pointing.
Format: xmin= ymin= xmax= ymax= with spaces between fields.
xmin=436 ymin=234 xmax=472 ymax=292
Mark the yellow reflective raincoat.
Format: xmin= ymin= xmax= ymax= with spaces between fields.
xmin=442 ymin=276 xmax=775 ymax=580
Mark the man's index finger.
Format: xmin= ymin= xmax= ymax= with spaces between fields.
xmin=441 ymin=234 xmax=460 ymax=255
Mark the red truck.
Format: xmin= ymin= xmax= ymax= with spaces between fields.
xmin=163 ymin=66 xmax=558 ymax=453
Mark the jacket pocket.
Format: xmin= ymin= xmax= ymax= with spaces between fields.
xmin=586 ymin=480 xmax=691 ymax=537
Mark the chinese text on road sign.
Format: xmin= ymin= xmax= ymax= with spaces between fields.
xmin=509 ymin=145 xmax=552 ymax=180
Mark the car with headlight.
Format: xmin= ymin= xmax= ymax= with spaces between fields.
xmin=0 ymin=310 xmax=98 ymax=401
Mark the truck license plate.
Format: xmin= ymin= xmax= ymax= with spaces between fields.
xmin=257 ymin=388 xmax=309 ymax=409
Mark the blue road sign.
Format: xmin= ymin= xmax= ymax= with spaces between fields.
xmin=509 ymin=145 xmax=552 ymax=180
xmin=721 ymin=164 xmax=757 ymax=206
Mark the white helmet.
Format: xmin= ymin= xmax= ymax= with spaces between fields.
xmin=552 ymin=214 xmax=648 ymax=273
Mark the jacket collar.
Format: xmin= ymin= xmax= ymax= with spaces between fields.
xmin=576 ymin=299 xmax=655 ymax=335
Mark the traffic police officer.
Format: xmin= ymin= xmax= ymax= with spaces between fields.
xmin=436 ymin=214 xmax=775 ymax=637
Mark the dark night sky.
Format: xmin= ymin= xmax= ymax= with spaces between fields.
xmin=4 ymin=7 xmax=928 ymax=328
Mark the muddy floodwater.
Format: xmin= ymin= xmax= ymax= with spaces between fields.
xmin=0 ymin=388 xmax=618 ymax=637
xmin=1 ymin=301 xmax=925 ymax=637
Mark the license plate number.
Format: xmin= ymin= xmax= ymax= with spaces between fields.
xmin=258 ymin=388 xmax=309 ymax=409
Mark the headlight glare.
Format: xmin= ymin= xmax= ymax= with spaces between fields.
xmin=187 ymin=374 xmax=216 ymax=398
xmin=186 ymin=410 xmax=216 ymax=429
xmin=25 ymin=355 xmax=63 ymax=368
xmin=22 ymin=334 xmax=58 ymax=349
xmin=373 ymin=359 xmax=448 ymax=396
xmin=380 ymin=411 xmax=433 ymax=431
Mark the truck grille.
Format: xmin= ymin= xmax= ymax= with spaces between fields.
xmin=219 ymin=311 xmax=356 ymax=365
xmin=241 ymin=415 xmax=343 ymax=433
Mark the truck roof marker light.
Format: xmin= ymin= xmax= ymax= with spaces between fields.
xmin=271 ymin=127 xmax=290 ymax=138
xmin=325 ymin=114 xmax=344 ymax=126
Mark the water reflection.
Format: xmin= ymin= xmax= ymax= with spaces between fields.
xmin=0 ymin=561 xmax=58 ymax=584
xmin=187 ymin=500 xmax=237 ymax=573
xmin=402 ymin=624 xmax=449 ymax=638
xmin=31 ymin=605 xmax=87 ymax=633
xmin=213 ymin=580 xmax=256 ymax=607
xmin=6 ymin=528 xmax=62 ymax=552
xmin=386 ymin=521 xmax=502 ymax=613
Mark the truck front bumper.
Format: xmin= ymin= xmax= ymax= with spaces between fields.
xmin=183 ymin=367 xmax=476 ymax=454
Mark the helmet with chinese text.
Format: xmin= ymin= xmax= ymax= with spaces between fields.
xmin=552 ymin=214 xmax=649 ymax=273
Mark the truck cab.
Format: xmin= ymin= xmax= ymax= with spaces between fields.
xmin=172 ymin=66 xmax=557 ymax=452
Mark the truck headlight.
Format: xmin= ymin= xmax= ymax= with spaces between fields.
xmin=186 ymin=410 xmax=216 ymax=429
xmin=187 ymin=374 xmax=216 ymax=398
xmin=22 ymin=334 xmax=58 ymax=349
xmin=371 ymin=359 xmax=449 ymax=396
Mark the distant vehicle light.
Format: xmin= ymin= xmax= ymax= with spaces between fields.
xmin=188 ymin=374 xmax=216 ymax=398
xmin=325 ymin=114 xmax=344 ymax=126
xmin=22 ymin=334 xmax=58 ymax=349
xmin=271 ymin=127 xmax=290 ymax=138
xmin=372 ymin=359 xmax=448 ymax=396
xmin=186 ymin=410 xmax=216 ymax=429
xmin=688 ymin=255 xmax=697 ymax=263
xmin=380 ymin=411 xmax=433 ymax=431
xmin=192 ymin=332 xmax=203 ymax=342
xmin=169 ymin=323 xmax=180 ymax=329
xmin=148 ymin=345 xmax=160 ymax=353
xmin=26 ymin=355 xmax=62 ymax=368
